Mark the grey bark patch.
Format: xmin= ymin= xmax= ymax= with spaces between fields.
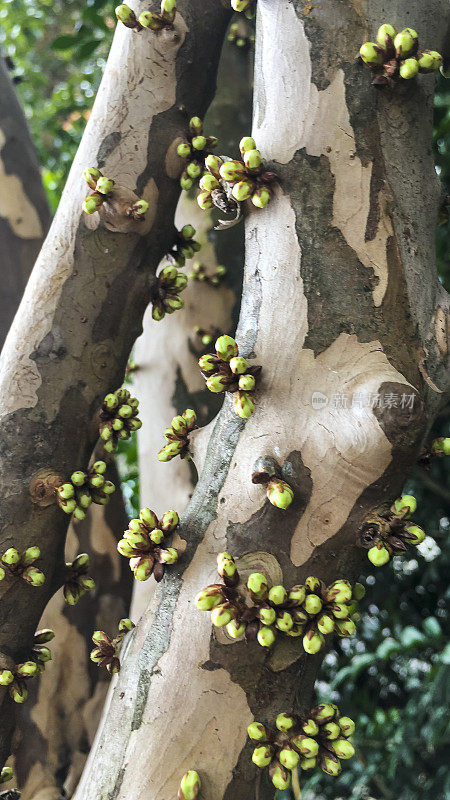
xmin=97 ymin=132 xmax=122 ymax=168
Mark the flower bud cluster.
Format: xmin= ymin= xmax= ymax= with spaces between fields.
xmin=188 ymin=262 xmax=227 ymax=287
xmin=99 ymin=388 xmax=142 ymax=453
xmin=0 ymin=659 xmax=39 ymax=704
xmin=359 ymin=494 xmax=425 ymax=567
xmin=430 ymin=437 xmax=450 ymax=458
xmin=198 ymin=335 xmax=261 ymax=419
xmin=0 ymin=768 xmax=13 ymax=785
xmin=360 ymin=24 xmax=442 ymax=86
xmin=231 ymin=0 xmax=256 ymax=18
xmin=177 ymin=117 xmax=219 ymax=191
xmin=166 ymin=225 xmax=201 ymax=268
xmin=248 ymin=704 xmax=356 ymax=789
xmin=117 ymin=507 xmax=180 ymax=582
xmin=0 ymin=546 xmax=44 ymax=587
xmin=64 ymin=553 xmax=95 ymax=606
xmin=195 ymin=555 xmax=363 ymax=652
xmin=227 ymin=21 xmax=255 ymax=49
xmin=178 ymin=770 xmax=201 ymax=800
xmin=115 ymin=0 xmax=176 ymax=32
xmin=82 ymin=166 xmax=149 ymax=219
xmin=90 ymin=618 xmax=135 ymax=676
xmin=157 ymin=409 xmax=197 ymax=462
xmin=151 ymin=264 xmax=188 ymax=321
xmin=31 ymin=628 xmax=55 ymax=673
xmin=197 ymin=137 xmax=275 ymax=212
xmin=57 ymin=461 xmax=116 ymax=520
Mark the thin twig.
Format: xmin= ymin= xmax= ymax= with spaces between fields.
xmin=292 ymin=767 xmax=302 ymax=800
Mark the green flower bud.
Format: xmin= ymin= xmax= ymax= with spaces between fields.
xmin=288 ymin=585 xmax=306 ymax=605
xmin=83 ymin=166 xmax=101 ymax=189
xmin=189 ymin=117 xmax=203 ymax=135
xmin=335 ymin=618 xmax=356 ymax=636
xmin=118 ymin=618 xmax=135 ymax=632
xmin=217 ymin=555 xmax=237 ymax=582
xmin=160 ymin=264 xmax=178 ymax=283
xmin=71 ymin=471 xmax=86 ymax=486
xmin=89 ymin=473 xmax=105 ymax=488
xmin=229 ymin=356 xmax=248 ymax=375
xmin=279 ymin=746 xmax=299 ymax=771
xmin=34 ymin=628 xmax=55 ymax=644
xmin=326 ymin=579 xmax=352 ymax=603
xmin=226 ymin=620 xmax=246 ymax=639
xmin=82 ymin=194 xmax=103 ymax=214
xmin=61 ymin=497 xmax=78 ymax=514
xmin=352 ymin=582 xmax=365 ymax=600
xmin=204 ymin=154 xmax=223 ymax=177
xmin=317 ymin=614 xmax=335 ymax=634
xmin=330 ymin=602 xmax=349 ymax=620
xmin=232 ymin=180 xmax=254 ymax=202
xmin=132 ymin=557 xmax=154 ymax=581
xmin=322 ymin=721 xmax=340 ymax=740
xmin=418 ymin=51 xmax=437 ymax=70
xmin=199 ymin=174 xmax=220 ymax=192
xmin=161 ymin=0 xmax=177 ymax=20
xmin=276 ymin=611 xmax=294 ymax=632
xmin=195 ymin=587 xmax=223 ymax=611
xmin=206 ymin=374 xmax=228 ymax=393
xmin=34 ymin=645 xmax=52 ymax=662
xmin=158 ymin=441 xmax=184 ymax=462
xmin=276 ymin=713 xmax=296 ymax=733
xmin=252 ymin=745 xmax=272 ymax=768
xmin=243 ymin=149 xmax=262 ymax=171
xmin=10 ymin=682 xmax=28 ymax=704
xmin=187 ymin=161 xmax=202 ymax=179
xmin=376 ymin=23 xmax=397 ymax=46
xmin=133 ymin=199 xmax=149 ymax=216
xmin=183 ymin=408 xmax=197 ymax=429
xmin=210 ymin=604 xmax=234 ymax=627
xmin=266 ymin=479 xmax=293 ymax=510
xmin=234 ymin=391 xmax=255 ymax=419
xmin=166 ymin=296 xmax=185 ymax=312
xmin=192 ymin=135 xmax=207 ymax=151
xmin=0 ymin=670 xmax=14 ymax=685
xmin=259 ymin=606 xmax=276 ymax=626
xmin=252 ymin=186 xmax=271 ymax=208
xmin=159 ymin=547 xmax=178 ymax=564
xmin=299 ymin=756 xmax=317 ymax=771
xmin=427 ymin=50 xmax=443 ymax=69
xmin=312 ymin=703 xmax=336 ymax=723
xmin=177 ymin=143 xmax=192 ymax=159
xmin=161 ymin=509 xmax=179 ymax=532
xmin=247 ymin=572 xmax=268 ymax=598
xmin=305 ymin=576 xmax=322 ymax=593
xmin=180 ymin=172 xmax=194 ymax=191
xmin=16 ymin=660 xmax=38 ymax=678
xmin=90 ymin=647 xmax=102 ymax=663
xmin=367 ymin=544 xmax=390 ymax=566
xmin=238 ymin=374 xmax=255 ymax=391
xmin=152 ymin=306 xmax=165 ymax=323
xmin=339 ymin=716 xmax=356 ymax=736
xmin=405 ymin=524 xmax=426 ymax=545
xmin=239 ymin=136 xmax=256 ymax=155
xmin=302 ymin=718 xmax=319 ymax=736
xmin=303 ymin=594 xmax=323 ymax=615
xmin=329 ymin=738 xmax=355 ymax=759
xmin=359 ymin=41 xmax=384 ymax=65
xmin=268 ymin=585 xmax=287 ymax=605
xmin=271 ymin=765 xmax=291 ymax=791
xmin=394 ymin=30 xmax=415 ymax=57
xmin=179 ymin=770 xmax=201 ymax=800
xmin=219 ymin=160 xmax=246 ymax=182
xmin=257 ymin=626 xmax=276 ymax=647
xmin=198 ymin=354 xmax=217 ymax=374
xmin=79 ymin=576 xmax=95 ymax=592
xmin=247 ymin=721 xmax=269 ymax=742
xmin=232 ymin=0 xmax=251 ymax=11
xmin=291 ymin=735 xmax=319 ymax=758
xmin=0 ymin=767 xmax=13 ymax=784
xmin=303 ymin=630 xmax=325 ymax=654
xmin=139 ymin=10 xmax=162 ymax=29
xmin=21 ymin=546 xmax=40 ymax=566
xmin=103 ymin=480 xmax=115 ymax=495
xmin=399 ymin=58 xmax=419 ymax=79
xmin=64 ymin=585 xmax=81 ymax=605
xmin=402 ymin=27 xmax=418 ymax=40
xmin=197 ymin=190 xmax=213 ymax=210
xmin=2 ymin=548 xmax=20 ymax=565
xmin=129 ymin=418 xmax=142 ymax=431
xmin=96 ymin=177 xmax=114 ymax=195
xmin=149 ymin=529 xmax=164 ymax=545
xmin=181 ymin=224 xmax=195 ymax=240
xmin=73 ymin=507 xmax=87 ymax=521
xmin=320 ymin=753 xmax=341 ymax=775
xmin=115 ymin=4 xmax=138 ymax=27
xmin=215 ymin=334 xmax=238 ymax=360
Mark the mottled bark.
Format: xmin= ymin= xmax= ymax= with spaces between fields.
xmin=0 ymin=58 xmax=50 ymax=349
xmin=71 ymin=2 xmax=450 ymax=799
xmin=0 ymin=0 xmax=231 ymax=769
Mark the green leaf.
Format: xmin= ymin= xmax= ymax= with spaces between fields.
xmin=400 ymin=626 xmax=426 ymax=648
xmin=75 ymin=39 xmax=102 ymax=60
xmin=376 ymin=637 xmax=401 ymax=660
xmin=423 ymin=617 xmax=442 ymax=638
xmin=51 ymin=35 xmax=78 ymax=50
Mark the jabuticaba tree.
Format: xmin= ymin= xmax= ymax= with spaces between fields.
xmin=0 ymin=0 xmax=231 ymax=770
xmin=70 ymin=1 xmax=450 ymax=799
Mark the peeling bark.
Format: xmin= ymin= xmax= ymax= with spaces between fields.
xmin=70 ymin=2 xmax=450 ymax=799
xmin=0 ymin=0 xmax=231 ymax=768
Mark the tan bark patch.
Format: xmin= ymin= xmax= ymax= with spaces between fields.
xmin=0 ymin=128 xmax=43 ymax=239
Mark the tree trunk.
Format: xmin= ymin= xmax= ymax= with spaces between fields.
xmin=0 ymin=58 xmax=51 ymax=349
xmin=70 ymin=1 xmax=450 ymax=799
xmin=0 ymin=0 xmax=231 ymax=769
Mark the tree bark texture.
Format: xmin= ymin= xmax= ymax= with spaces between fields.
xmin=0 ymin=0 xmax=231 ymax=769
xmin=0 ymin=58 xmax=51 ymax=350
xmin=71 ymin=1 xmax=450 ymax=799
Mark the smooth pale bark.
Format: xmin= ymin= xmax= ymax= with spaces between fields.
xmin=0 ymin=58 xmax=50 ymax=349
xmin=0 ymin=0 xmax=231 ymax=769
xmin=71 ymin=2 xmax=450 ymax=799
